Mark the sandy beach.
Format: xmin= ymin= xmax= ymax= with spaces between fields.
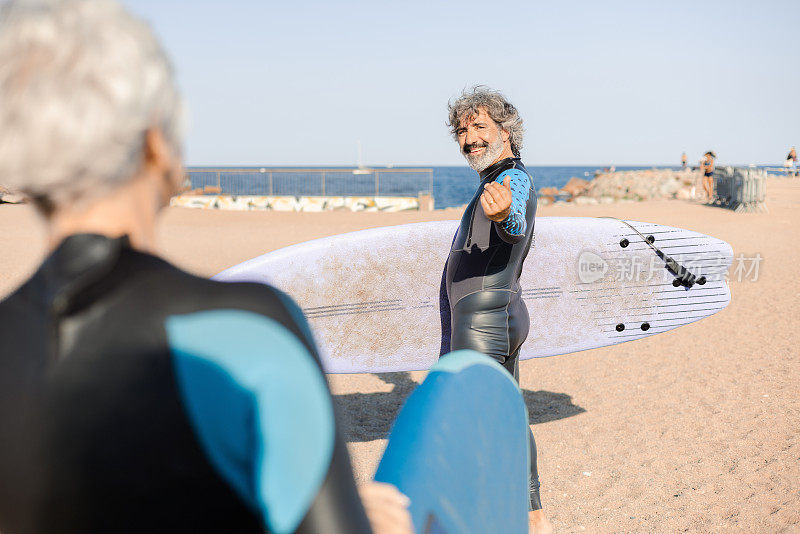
xmin=1 ymin=178 xmax=798 ymax=533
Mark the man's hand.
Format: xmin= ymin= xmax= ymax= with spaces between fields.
xmin=480 ymin=176 xmax=512 ymax=222
xmin=358 ymin=481 xmax=414 ymax=534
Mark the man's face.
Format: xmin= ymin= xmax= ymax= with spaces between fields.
xmin=456 ymin=107 xmax=508 ymax=172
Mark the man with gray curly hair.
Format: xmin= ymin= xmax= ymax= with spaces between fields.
xmin=447 ymin=86 xmax=526 ymax=171
xmin=0 ymin=1 xmax=412 ymax=533
xmin=440 ymin=86 xmax=551 ymax=533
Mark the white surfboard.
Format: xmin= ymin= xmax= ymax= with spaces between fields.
xmin=214 ymin=218 xmax=732 ymax=373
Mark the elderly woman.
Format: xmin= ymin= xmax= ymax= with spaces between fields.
xmin=0 ymin=2 xmax=410 ymax=533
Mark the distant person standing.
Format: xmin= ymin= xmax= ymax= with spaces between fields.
xmin=701 ymin=151 xmax=716 ymax=201
xmin=786 ymin=146 xmax=798 ymax=176
xmin=681 ymin=152 xmax=688 ymax=169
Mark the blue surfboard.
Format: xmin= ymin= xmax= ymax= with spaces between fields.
xmin=374 ymin=350 xmax=530 ymax=534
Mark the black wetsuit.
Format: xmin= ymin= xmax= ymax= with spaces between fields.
xmin=439 ymin=157 xmax=542 ymax=510
xmin=0 ymin=234 xmax=371 ymax=534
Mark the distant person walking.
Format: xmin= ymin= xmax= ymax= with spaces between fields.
xmin=701 ymin=151 xmax=716 ymax=202
xmin=681 ymin=152 xmax=688 ymax=169
xmin=786 ymin=146 xmax=797 ymax=176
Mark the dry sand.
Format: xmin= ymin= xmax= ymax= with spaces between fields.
xmin=1 ymin=178 xmax=798 ymax=533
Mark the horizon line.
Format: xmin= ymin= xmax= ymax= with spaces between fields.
xmin=184 ymin=162 xmax=778 ymax=168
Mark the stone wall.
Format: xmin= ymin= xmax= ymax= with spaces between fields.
xmin=170 ymin=194 xmax=425 ymax=212
xmin=0 ymin=185 xmax=24 ymax=204
xmin=539 ymin=169 xmax=700 ymax=206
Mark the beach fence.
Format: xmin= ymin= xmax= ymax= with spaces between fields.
xmin=713 ymin=167 xmax=767 ymax=213
xmin=762 ymin=165 xmax=798 ymax=177
xmin=185 ymin=167 xmax=433 ymax=198
xmin=179 ymin=167 xmax=434 ymax=212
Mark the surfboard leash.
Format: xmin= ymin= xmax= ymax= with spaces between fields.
xmin=599 ymin=217 xmax=706 ymax=289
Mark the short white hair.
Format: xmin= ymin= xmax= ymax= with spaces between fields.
xmin=0 ymin=0 xmax=184 ymax=210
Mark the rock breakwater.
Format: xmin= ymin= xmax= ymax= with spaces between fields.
xmin=538 ymin=168 xmax=698 ymax=205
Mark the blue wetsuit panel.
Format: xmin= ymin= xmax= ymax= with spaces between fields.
xmin=495 ymin=169 xmax=531 ymax=237
xmin=166 ymin=310 xmax=335 ymax=534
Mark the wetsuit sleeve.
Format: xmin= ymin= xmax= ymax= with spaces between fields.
xmin=494 ymin=169 xmax=531 ymax=244
xmin=166 ymin=308 xmax=372 ymax=534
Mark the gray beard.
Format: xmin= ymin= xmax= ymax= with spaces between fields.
xmin=464 ymin=135 xmax=505 ymax=172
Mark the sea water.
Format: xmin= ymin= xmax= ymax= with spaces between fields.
xmin=186 ymin=165 xmax=666 ymax=209
xmin=433 ymin=166 xmax=663 ymax=209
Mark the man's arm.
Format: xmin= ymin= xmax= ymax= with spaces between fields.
xmin=481 ymin=169 xmax=531 ymax=244
xmin=438 ymin=231 xmax=457 ymax=357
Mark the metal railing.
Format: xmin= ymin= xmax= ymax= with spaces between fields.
xmin=762 ymin=166 xmax=798 ymax=177
xmin=713 ymin=167 xmax=767 ymax=213
xmin=184 ymin=167 xmax=433 ymax=198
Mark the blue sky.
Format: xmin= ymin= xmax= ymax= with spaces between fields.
xmin=123 ymin=0 xmax=799 ymax=166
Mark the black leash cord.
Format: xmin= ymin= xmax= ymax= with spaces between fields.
xmin=599 ymin=217 xmax=706 ymax=288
